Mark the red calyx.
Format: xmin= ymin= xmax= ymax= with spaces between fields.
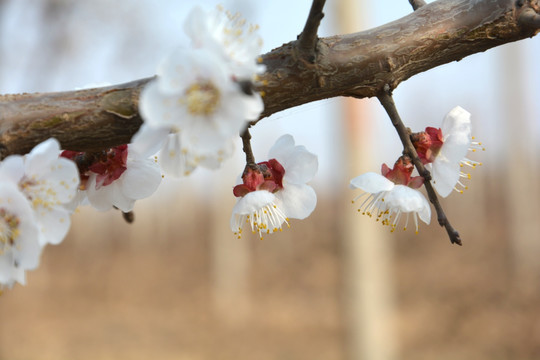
xmin=233 ymin=158 xmax=286 ymax=198
xmin=382 ymin=156 xmax=424 ymax=189
xmin=61 ymin=145 xmax=129 ymax=189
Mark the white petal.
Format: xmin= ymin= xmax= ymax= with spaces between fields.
xmin=158 ymin=133 xmax=197 ymax=177
xmin=25 ymin=138 xmax=61 ymax=176
xmin=183 ymin=6 xmax=208 ymax=47
xmin=281 ymin=147 xmax=318 ymax=185
xmin=231 ymin=190 xmax=276 ymax=215
xmin=0 ymin=255 xmax=17 ymax=285
xmin=385 ymin=185 xmax=431 ymax=224
xmin=441 ymin=106 xmax=471 ymax=138
xmin=41 ymin=157 xmax=80 ymax=204
xmin=243 ymin=93 xmax=264 ymax=121
xmin=417 ymin=197 xmax=432 ymax=225
xmin=0 ymin=155 xmax=24 ymax=183
xmin=86 ymin=174 xmax=115 ymax=211
xmin=350 ymin=172 xmax=395 ymax=193
xmin=0 ymin=255 xmax=25 ymax=286
xmin=431 ymin=158 xmax=461 ymax=198
xmin=0 ymin=183 xmax=41 ymax=270
xmin=64 ymin=190 xmax=88 ymax=212
xmin=35 ymin=206 xmax=71 ymax=246
xmin=440 ymin=106 xmax=472 ymax=163
xmin=275 ymin=183 xmax=317 ymax=220
xmin=139 ymin=81 xmax=181 ymax=129
xmin=120 ymin=158 xmax=162 ymax=200
xmin=196 ymin=138 xmax=235 ymax=170
xmin=130 ymin=125 xmax=169 ymax=158
xmin=268 ymin=134 xmax=295 ymax=162
xmin=110 ymin=184 xmax=136 ymax=212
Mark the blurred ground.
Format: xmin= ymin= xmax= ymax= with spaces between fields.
xmin=1 ymin=172 xmax=540 ymax=360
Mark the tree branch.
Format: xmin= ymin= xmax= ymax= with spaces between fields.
xmin=296 ymin=0 xmax=326 ymax=62
xmin=0 ymin=78 xmax=152 ymax=158
xmin=377 ymin=87 xmax=462 ymax=246
xmin=0 ymin=0 xmax=538 ymax=157
xmin=409 ymin=0 xmax=427 ymax=11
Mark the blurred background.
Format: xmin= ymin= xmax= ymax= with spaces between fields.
xmin=0 ymin=0 xmax=539 ymax=359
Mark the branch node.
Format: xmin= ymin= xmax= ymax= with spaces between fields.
xmin=518 ymin=6 xmax=540 ymax=29
xmin=409 ymin=0 xmax=427 ymax=11
xmin=296 ymin=0 xmax=326 ymax=62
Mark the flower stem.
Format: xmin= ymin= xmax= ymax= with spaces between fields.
xmin=377 ymin=85 xmax=462 ymax=246
xmin=240 ymin=127 xmax=256 ymax=166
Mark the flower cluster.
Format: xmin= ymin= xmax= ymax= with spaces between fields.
xmin=0 ymin=138 xmax=79 ymax=288
xmin=351 ymin=106 xmax=482 ymax=233
xmin=133 ymin=5 xmax=265 ymax=177
xmin=231 ymin=135 xmax=318 ymax=240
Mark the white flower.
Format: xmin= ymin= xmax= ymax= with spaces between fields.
xmin=0 ymin=182 xmax=42 ymax=288
xmin=132 ymin=126 xmax=236 ymax=178
xmin=137 ymin=47 xmax=263 ymax=177
xmin=184 ymin=5 xmax=265 ymax=80
xmin=423 ymin=106 xmax=483 ymax=197
xmin=0 ymin=138 xmax=80 ymax=246
xmin=158 ymin=132 xmax=235 ymax=177
xmin=230 ymin=135 xmax=318 ymax=239
xmin=80 ymin=145 xmax=162 ymax=212
xmin=350 ymin=172 xmax=431 ymax=233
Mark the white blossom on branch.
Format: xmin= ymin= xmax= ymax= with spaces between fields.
xmin=231 ymin=134 xmax=318 ymax=240
xmin=350 ymin=158 xmax=431 ymax=234
xmin=62 ymin=144 xmax=161 ymax=212
xmin=184 ymin=5 xmax=265 ymax=80
xmin=412 ymin=106 xmax=484 ymax=197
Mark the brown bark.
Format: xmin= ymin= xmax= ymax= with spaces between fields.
xmin=0 ymin=0 xmax=538 ymax=158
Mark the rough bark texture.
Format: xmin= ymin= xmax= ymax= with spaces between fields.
xmin=0 ymin=0 xmax=538 ymax=158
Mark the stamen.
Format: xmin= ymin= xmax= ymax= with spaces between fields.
xmin=233 ymin=202 xmax=289 ymax=240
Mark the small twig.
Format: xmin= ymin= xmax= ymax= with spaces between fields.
xmin=122 ymin=211 xmax=134 ymax=223
xmin=113 ymin=206 xmax=135 ymax=224
xmin=296 ymin=0 xmax=326 ymax=62
xmin=409 ymin=0 xmax=426 ymax=11
xmin=377 ymin=85 xmax=462 ymax=246
xmin=518 ymin=7 xmax=540 ymax=28
xmin=240 ymin=127 xmax=256 ymax=165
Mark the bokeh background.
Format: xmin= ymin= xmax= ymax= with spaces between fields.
xmin=1 ymin=0 xmax=539 ymax=359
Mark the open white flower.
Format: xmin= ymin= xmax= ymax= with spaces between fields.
xmin=231 ymin=135 xmax=318 ymax=239
xmin=184 ymin=5 xmax=265 ymax=80
xmin=137 ymin=47 xmax=263 ymax=177
xmin=414 ymin=106 xmax=483 ymax=198
xmin=350 ymin=172 xmax=431 ymax=234
xmin=0 ymin=182 xmax=42 ymax=288
xmin=0 ymin=138 xmax=79 ymax=246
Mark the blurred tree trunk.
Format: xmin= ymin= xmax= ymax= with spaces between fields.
xmin=499 ymin=44 xmax=540 ymax=289
xmin=336 ymin=1 xmax=398 ymax=359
